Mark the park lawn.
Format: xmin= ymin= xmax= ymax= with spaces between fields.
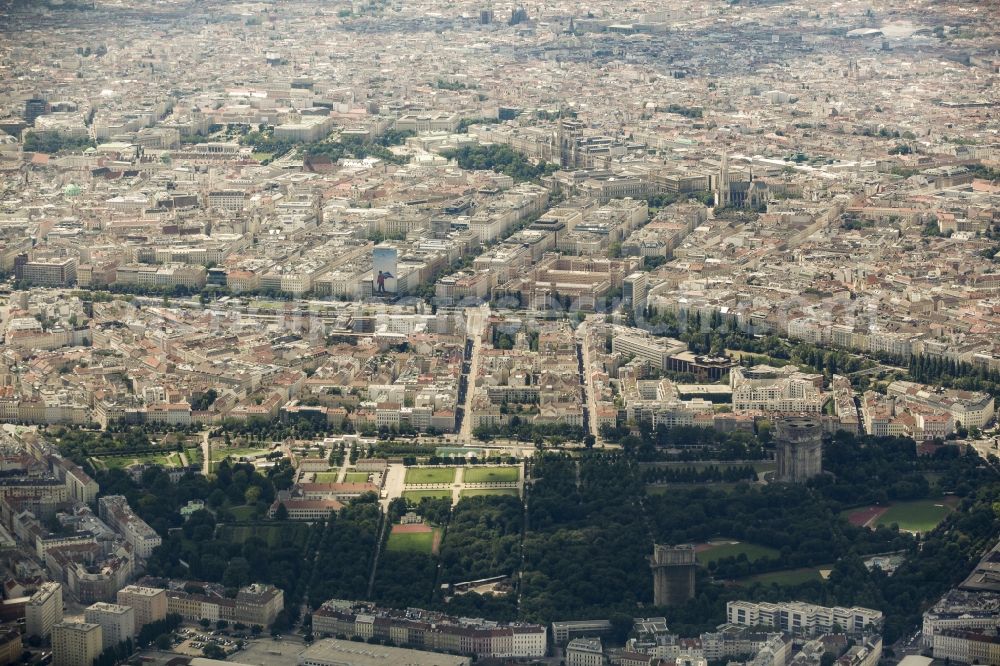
xmin=219 ymin=523 xmax=310 ymax=548
xmin=647 ymin=482 xmax=742 ymax=494
xmin=875 ymin=499 xmax=954 ymax=533
xmin=386 ymin=529 xmax=439 ymax=554
xmin=463 ymin=466 xmax=519 ymax=484
xmin=228 ymin=505 xmax=258 ymax=521
xmin=461 ymin=488 xmax=519 ymax=499
xmin=96 ymin=451 xmax=182 ymax=470
xmin=404 ymin=467 xmax=456 ymax=485
xmin=403 ymin=489 xmax=453 ymax=503
xmin=210 ymin=446 xmax=272 ymax=462
xmin=251 ymin=151 xmax=274 ymax=162
xmin=724 ymin=349 xmax=790 ymax=367
xmin=745 ymin=566 xmax=826 ymax=586
xmin=649 ymin=461 xmax=773 ymax=473
xmin=314 ymin=471 xmax=341 ymax=483
xmin=185 ymin=447 xmax=203 ymax=466
xmin=697 ymin=541 xmax=779 ymax=567
xmin=345 ymin=471 xmax=372 ymax=483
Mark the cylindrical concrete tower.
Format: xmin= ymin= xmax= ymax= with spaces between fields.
xmin=650 ymin=544 xmax=696 ymax=606
xmin=775 ymin=415 xmax=823 ymax=483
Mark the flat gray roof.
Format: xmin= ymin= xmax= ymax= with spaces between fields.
xmin=298 ymin=639 xmax=471 ymax=666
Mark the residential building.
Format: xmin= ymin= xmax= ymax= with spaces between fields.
xmin=313 ymin=601 xmax=546 ymax=658
xmin=932 ymin=629 xmax=1000 ymax=665
xmin=26 ymin=582 xmax=62 ymax=639
xmin=98 ymin=496 xmax=161 ymax=558
xmin=115 ymin=586 xmax=166 ymax=631
xmin=235 ymin=584 xmax=284 ymax=628
xmin=726 ymin=601 xmax=883 ymax=636
xmin=14 ymin=256 xmax=78 ymax=287
xmin=0 ymin=624 xmax=22 ymax=664
xmin=568 ymin=637 xmax=606 ymax=666
xmin=84 ymin=602 xmax=135 ymax=649
xmin=52 ymin=621 xmax=102 ymax=666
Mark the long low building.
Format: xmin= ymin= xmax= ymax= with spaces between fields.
xmin=312 ymin=601 xmax=546 ymax=659
xmin=922 ymin=590 xmax=1000 ymax=647
xmin=727 ymin=601 xmax=883 ymax=636
xmin=298 ymin=638 xmax=471 ymax=666
xmin=933 ymin=629 xmax=1000 ymax=665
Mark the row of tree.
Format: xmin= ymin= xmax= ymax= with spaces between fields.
xmin=641 ymin=464 xmax=758 ymax=484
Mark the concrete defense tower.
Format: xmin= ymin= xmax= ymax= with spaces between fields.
xmin=775 ymin=416 xmax=823 ymax=483
xmin=650 ymin=544 xmax=696 ymax=606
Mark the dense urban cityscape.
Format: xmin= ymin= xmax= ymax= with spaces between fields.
xmin=0 ymin=0 xmax=998 ymax=664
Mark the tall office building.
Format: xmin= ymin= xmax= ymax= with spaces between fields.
xmin=623 ymin=272 xmax=648 ymax=317
xmin=52 ymin=622 xmax=102 ymax=666
xmin=23 ymin=97 xmax=49 ymax=125
xmin=775 ymin=416 xmax=823 ymax=483
xmin=650 ymin=544 xmax=696 ymax=606
xmin=26 ymin=582 xmax=63 ymax=640
xmin=84 ymin=602 xmax=135 ymax=649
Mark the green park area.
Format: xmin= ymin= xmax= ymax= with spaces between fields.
xmin=228 ymin=505 xmax=257 ymax=521
xmin=92 ymin=450 xmax=185 ymax=471
xmin=647 ymin=482 xmax=743 ymax=494
xmin=461 ymin=488 xmax=519 ymax=499
xmin=745 ymin=566 xmax=828 ymax=586
xmin=210 ymin=446 xmax=273 ymax=462
xmin=386 ymin=527 xmax=440 ymax=555
xmin=464 ymin=466 xmax=520 ymax=484
xmin=218 ymin=523 xmax=311 ymax=548
xmin=314 ymin=471 xmax=340 ymax=483
xmin=876 ymin=499 xmax=955 ymax=533
xmin=696 ymin=541 xmax=779 ymax=567
xmin=402 ymin=489 xmax=453 ymax=503
xmin=345 ymin=471 xmax=372 ymax=483
xmin=404 ymin=467 xmax=456 ymax=484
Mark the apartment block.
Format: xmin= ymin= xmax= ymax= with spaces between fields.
xmin=26 ymin=582 xmax=63 ymax=639
xmin=726 ymin=601 xmax=883 ymax=636
xmin=98 ymin=495 xmax=162 ymax=558
xmin=52 ymin=621 xmax=102 ymax=666
xmin=84 ymin=602 xmax=135 ymax=648
xmin=313 ymin=601 xmax=546 ymax=658
xmin=115 ymin=586 xmax=167 ymax=630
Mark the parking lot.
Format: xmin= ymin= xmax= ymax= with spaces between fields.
xmin=137 ymin=631 xmax=306 ymax=665
xmin=229 ymin=636 xmax=307 ymax=665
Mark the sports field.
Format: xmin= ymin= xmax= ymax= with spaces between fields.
xmin=464 ymin=466 xmax=519 ymax=483
xmin=843 ymin=505 xmax=889 ymax=527
xmin=404 ymin=467 xmax=456 ymax=484
xmin=695 ymin=541 xmax=779 ymax=566
xmin=875 ymin=499 xmax=954 ymax=533
xmin=387 ymin=524 xmax=441 ymax=555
